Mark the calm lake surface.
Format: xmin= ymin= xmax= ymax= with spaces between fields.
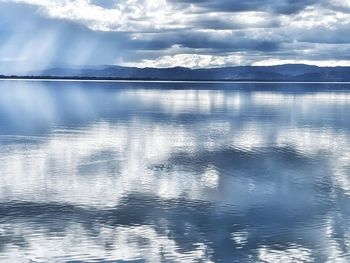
xmin=0 ymin=80 xmax=350 ymax=262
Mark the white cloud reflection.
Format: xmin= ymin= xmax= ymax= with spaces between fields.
xmin=258 ymin=245 xmax=313 ymax=263
xmin=0 ymin=84 xmax=350 ymax=261
xmin=0 ymin=86 xmax=349 ymax=206
xmin=0 ymin=223 xmax=213 ymax=262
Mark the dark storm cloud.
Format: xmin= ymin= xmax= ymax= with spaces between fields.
xmin=171 ymin=0 xmax=319 ymax=14
xmin=136 ymin=31 xmax=281 ymax=52
xmin=188 ymin=17 xmax=281 ymax=30
xmin=295 ymin=25 xmax=350 ymax=44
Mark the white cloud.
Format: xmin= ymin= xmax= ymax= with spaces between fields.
xmin=3 ymin=0 xmax=123 ymax=31
xmin=123 ymin=53 xmax=248 ymax=68
xmin=125 ymin=54 xmax=350 ymax=69
xmin=1 ymin=0 xmax=187 ymax=32
xmin=253 ymin=58 xmax=350 ymax=67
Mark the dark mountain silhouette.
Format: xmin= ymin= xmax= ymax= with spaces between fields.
xmin=3 ymin=64 xmax=350 ymax=81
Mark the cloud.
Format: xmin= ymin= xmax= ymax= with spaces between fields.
xmin=0 ymin=0 xmax=349 ymax=70
xmin=1 ymin=0 xmax=183 ymax=32
xmin=169 ymin=0 xmax=320 ymax=14
xmin=122 ymin=53 xmax=251 ymax=68
xmin=253 ymin=59 xmax=350 ymax=67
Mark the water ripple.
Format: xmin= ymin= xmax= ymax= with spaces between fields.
xmin=0 ymin=81 xmax=349 ymax=261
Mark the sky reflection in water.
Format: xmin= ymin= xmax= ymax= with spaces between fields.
xmin=0 ymin=81 xmax=350 ymax=262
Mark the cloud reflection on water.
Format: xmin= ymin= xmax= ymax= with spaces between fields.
xmin=0 ymin=81 xmax=349 ymax=262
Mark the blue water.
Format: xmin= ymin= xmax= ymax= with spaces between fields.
xmin=0 ymin=80 xmax=350 ymax=262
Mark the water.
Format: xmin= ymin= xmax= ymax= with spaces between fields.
xmin=0 ymin=80 xmax=349 ymax=262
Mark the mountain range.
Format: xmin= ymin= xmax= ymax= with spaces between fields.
xmin=2 ymin=64 xmax=350 ymax=81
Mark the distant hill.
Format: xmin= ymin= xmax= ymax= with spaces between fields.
xmin=4 ymin=64 xmax=350 ymax=81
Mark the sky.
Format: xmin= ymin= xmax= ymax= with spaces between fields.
xmin=0 ymin=0 xmax=350 ymax=73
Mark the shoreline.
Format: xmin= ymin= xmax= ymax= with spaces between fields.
xmin=1 ymin=77 xmax=350 ymax=84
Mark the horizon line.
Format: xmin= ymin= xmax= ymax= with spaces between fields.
xmin=2 ymin=78 xmax=350 ymax=85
